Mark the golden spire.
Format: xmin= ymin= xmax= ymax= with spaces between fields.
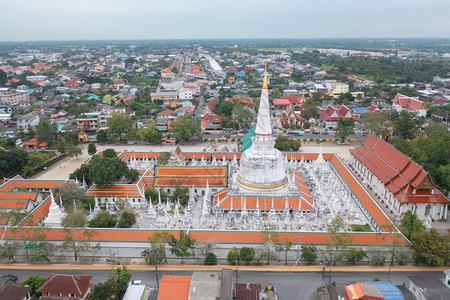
xmin=262 ymin=64 xmax=268 ymax=90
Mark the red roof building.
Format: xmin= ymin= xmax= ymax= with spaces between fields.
xmin=350 ymin=134 xmax=449 ymax=221
xmin=23 ymin=137 xmax=48 ymax=149
xmin=37 ymin=273 xmax=92 ymax=299
xmin=366 ymin=104 xmax=382 ymax=113
xmin=344 ymin=282 xmax=384 ymax=300
xmin=319 ymin=105 xmax=360 ymax=129
xmin=282 ymin=95 xmax=306 ymax=105
xmin=158 ymin=275 xmax=192 ymax=300
xmin=391 ymin=93 xmax=428 ymax=117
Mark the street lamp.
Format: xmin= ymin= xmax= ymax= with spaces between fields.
xmin=295 ymin=236 xmax=303 ymax=265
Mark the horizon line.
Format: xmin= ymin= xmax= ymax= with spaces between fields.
xmin=1 ymin=37 xmax=450 ymax=43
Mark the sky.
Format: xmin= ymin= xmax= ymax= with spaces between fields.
xmin=1 ymin=0 xmax=450 ymax=41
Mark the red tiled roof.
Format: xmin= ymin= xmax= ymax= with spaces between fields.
xmin=273 ymin=99 xmax=291 ymax=106
xmin=392 ymin=93 xmax=428 ymax=111
xmin=351 ymin=134 xmax=449 ymax=204
xmin=282 ymin=95 xmax=305 ymax=104
xmin=319 ymin=105 xmax=360 ymax=122
xmin=38 ymin=274 xmax=92 ymax=297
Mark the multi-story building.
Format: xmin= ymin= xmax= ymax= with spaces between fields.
xmin=76 ymin=113 xmax=99 ymax=133
xmin=0 ymin=90 xmax=30 ymax=105
xmin=324 ymin=80 xmax=349 ymax=94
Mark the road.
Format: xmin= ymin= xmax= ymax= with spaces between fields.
xmin=0 ymin=267 xmax=443 ymax=300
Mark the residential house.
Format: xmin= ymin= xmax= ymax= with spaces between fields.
xmin=17 ymin=112 xmax=40 ymax=131
xmin=178 ymin=88 xmax=193 ymax=100
xmin=0 ymin=281 xmax=31 ymax=300
xmin=23 ymin=137 xmax=48 ymax=149
xmin=157 ymin=109 xmax=176 ymax=120
xmin=319 ymin=105 xmax=360 ymax=129
xmin=391 ymin=93 xmax=428 ymax=117
xmin=37 ymin=273 xmax=92 ymax=300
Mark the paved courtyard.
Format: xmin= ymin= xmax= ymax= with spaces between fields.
xmin=31 ymin=141 xmax=359 ymax=180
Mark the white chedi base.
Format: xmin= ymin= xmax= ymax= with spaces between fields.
xmin=44 ymin=192 xmax=65 ymax=227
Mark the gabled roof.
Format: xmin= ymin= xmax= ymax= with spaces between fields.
xmin=392 ymin=93 xmax=428 ymax=111
xmin=0 ymin=281 xmax=31 ymax=300
xmin=23 ymin=137 xmax=48 ymax=147
xmin=319 ymin=105 xmax=360 ymax=122
xmin=38 ymin=273 xmax=92 ymax=297
xmin=350 ymin=134 xmax=449 ymax=204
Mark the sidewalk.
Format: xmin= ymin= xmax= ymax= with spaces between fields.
xmin=0 ymin=263 xmax=445 ymax=272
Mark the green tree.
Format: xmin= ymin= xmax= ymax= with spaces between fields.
xmin=157 ymin=152 xmax=170 ymax=165
xmin=137 ymin=121 xmax=162 ymax=144
xmin=359 ymin=112 xmax=392 ymax=138
xmin=145 ymin=188 xmax=167 ymax=204
xmin=323 ymin=216 xmax=353 ymax=265
xmin=227 ymin=247 xmax=240 ymax=264
xmin=117 ymin=210 xmax=136 ymax=228
xmin=0 ymin=69 xmax=7 ymax=86
xmin=56 ymin=136 xmax=67 ymax=154
xmin=0 ymin=240 xmax=21 ymax=262
xmin=88 ymin=155 xmax=129 ymax=186
xmin=61 ymin=206 xmax=87 ymax=228
xmin=88 ymin=210 xmax=117 ymax=228
xmin=96 ymin=129 xmax=108 ymax=143
xmin=55 ymin=181 xmax=86 ymax=208
xmin=67 ymin=146 xmax=82 ymax=159
xmin=169 ymin=231 xmax=196 ymax=263
xmin=102 ymin=148 xmax=116 ymax=158
xmin=239 ymin=247 xmax=255 ymax=264
xmin=280 ymin=239 xmax=293 ymax=265
xmin=171 ymin=185 xmax=189 ymax=206
xmin=205 ymin=252 xmax=217 ymax=265
xmin=410 ymin=228 xmax=450 ymax=267
xmin=147 ymin=230 xmax=173 ymax=263
xmin=170 ymin=115 xmax=203 ymax=141
xmin=274 ymin=135 xmax=301 ymax=151
xmin=301 ymin=245 xmax=318 ymax=265
xmin=231 ymin=104 xmax=254 ymax=129
xmin=21 ymin=275 xmax=46 ymax=295
xmin=91 ymin=266 xmax=132 ymax=300
xmin=106 ymin=111 xmax=134 ymax=142
xmin=88 ymin=142 xmax=97 ymax=156
xmin=0 ymin=148 xmax=28 ymax=177
xmin=399 ymin=211 xmax=425 ymax=240
xmin=60 ymin=229 xmax=100 ymax=261
xmin=345 ymin=247 xmax=367 ymax=265
xmin=214 ymin=100 xmax=234 ymax=117
xmin=271 ymin=87 xmax=281 ymax=99
xmin=392 ymin=110 xmax=423 ymax=139
xmin=336 ymin=117 xmax=354 ymax=142
xmin=35 ymin=119 xmax=58 ymax=147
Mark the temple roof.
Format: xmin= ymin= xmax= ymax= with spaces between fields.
xmin=350 ymin=133 xmax=448 ymax=204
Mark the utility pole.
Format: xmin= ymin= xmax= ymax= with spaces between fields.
xmin=235 ymin=259 xmax=238 ymax=285
xmin=155 ymin=260 xmax=159 ymax=289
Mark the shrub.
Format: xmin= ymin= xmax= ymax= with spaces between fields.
xmin=226 ymin=247 xmax=240 ymax=264
xmin=205 ymin=252 xmax=217 ymax=265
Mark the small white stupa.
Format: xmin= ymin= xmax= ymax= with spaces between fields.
xmin=44 ymin=191 xmax=65 ymax=227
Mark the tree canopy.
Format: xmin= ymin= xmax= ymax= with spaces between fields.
xmin=336 ymin=117 xmax=354 ymax=142
xmin=274 ymin=135 xmax=301 ymax=151
xmin=35 ymin=119 xmax=58 ymax=147
xmin=106 ymin=112 xmax=135 ymax=142
xmin=170 ymin=115 xmax=203 ymax=141
xmin=137 ymin=121 xmax=162 ymax=144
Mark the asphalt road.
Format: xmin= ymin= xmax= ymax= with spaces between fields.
xmin=0 ymin=268 xmax=442 ymax=300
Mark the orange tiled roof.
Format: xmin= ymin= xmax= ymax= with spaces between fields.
xmin=154 ymin=166 xmax=227 ymax=187
xmin=214 ymin=172 xmax=313 ymax=210
xmin=158 ymin=275 xmax=191 ymax=300
xmin=0 ymin=178 xmax=66 ymax=192
xmin=351 ymin=134 xmax=449 ymax=204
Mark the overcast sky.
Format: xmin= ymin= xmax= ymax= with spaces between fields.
xmin=1 ymin=0 xmax=449 ymax=41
